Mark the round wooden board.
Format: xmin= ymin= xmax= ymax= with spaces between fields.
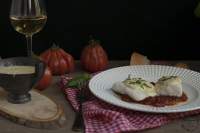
xmin=0 ymin=87 xmax=66 ymax=129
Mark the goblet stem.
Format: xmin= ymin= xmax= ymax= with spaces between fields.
xmin=26 ymin=35 xmax=33 ymax=57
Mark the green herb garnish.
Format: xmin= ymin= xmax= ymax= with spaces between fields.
xmin=160 ymin=76 xmax=177 ymax=81
xmin=140 ymin=84 xmax=145 ymax=89
xmin=67 ymin=73 xmax=91 ymax=88
xmin=142 ymin=83 xmax=152 ymax=88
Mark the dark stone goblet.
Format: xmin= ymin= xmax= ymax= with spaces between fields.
xmin=0 ymin=57 xmax=45 ymax=104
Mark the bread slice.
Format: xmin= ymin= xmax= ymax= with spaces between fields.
xmin=175 ymin=63 xmax=189 ymax=69
xmin=130 ymin=52 xmax=150 ymax=65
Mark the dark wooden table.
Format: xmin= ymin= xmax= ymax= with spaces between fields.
xmin=0 ymin=61 xmax=200 ymax=133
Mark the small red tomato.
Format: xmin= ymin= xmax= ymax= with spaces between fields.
xmin=35 ymin=66 xmax=52 ymax=91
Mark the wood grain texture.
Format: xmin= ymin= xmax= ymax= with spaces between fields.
xmin=0 ymin=87 xmax=66 ymax=129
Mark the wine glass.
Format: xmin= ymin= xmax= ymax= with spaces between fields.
xmin=10 ymin=0 xmax=47 ymax=57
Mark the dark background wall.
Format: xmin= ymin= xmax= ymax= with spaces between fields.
xmin=0 ymin=0 xmax=200 ymax=60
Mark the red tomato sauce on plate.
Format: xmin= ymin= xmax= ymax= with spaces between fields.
xmin=116 ymin=92 xmax=188 ymax=107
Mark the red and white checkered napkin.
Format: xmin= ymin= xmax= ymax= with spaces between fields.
xmin=59 ymin=75 xmax=200 ymax=133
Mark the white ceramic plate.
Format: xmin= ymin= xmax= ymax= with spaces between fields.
xmin=89 ymin=65 xmax=200 ymax=113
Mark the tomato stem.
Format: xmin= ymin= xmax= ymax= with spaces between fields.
xmin=88 ymin=36 xmax=100 ymax=46
xmin=51 ymin=43 xmax=59 ymax=50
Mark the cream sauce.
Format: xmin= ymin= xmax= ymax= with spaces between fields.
xmin=0 ymin=66 xmax=35 ymax=75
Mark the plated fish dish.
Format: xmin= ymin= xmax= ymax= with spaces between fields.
xmin=112 ymin=75 xmax=188 ymax=107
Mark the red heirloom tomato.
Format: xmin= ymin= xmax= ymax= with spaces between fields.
xmin=40 ymin=44 xmax=75 ymax=75
xmin=81 ymin=38 xmax=108 ymax=72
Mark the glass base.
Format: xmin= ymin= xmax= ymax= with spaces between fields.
xmin=7 ymin=93 xmax=31 ymax=104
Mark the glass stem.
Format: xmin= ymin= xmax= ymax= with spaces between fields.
xmin=26 ymin=35 xmax=33 ymax=57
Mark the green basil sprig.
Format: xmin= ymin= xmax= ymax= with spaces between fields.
xmin=67 ymin=73 xmax=91 ymax=88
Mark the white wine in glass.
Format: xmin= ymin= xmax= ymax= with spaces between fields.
xmin=10 ymin=0 xmax=47 ymax=57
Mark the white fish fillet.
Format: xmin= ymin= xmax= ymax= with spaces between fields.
xmin=125 ymin=82 xmax=156 ymax=101
xmin=155 ymin=76 xmax=182 ymax=97
xmin=112 ymin=82 xmax=127 ymax=94
xmin=112 ymin=78 xmax=157 ymax=101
